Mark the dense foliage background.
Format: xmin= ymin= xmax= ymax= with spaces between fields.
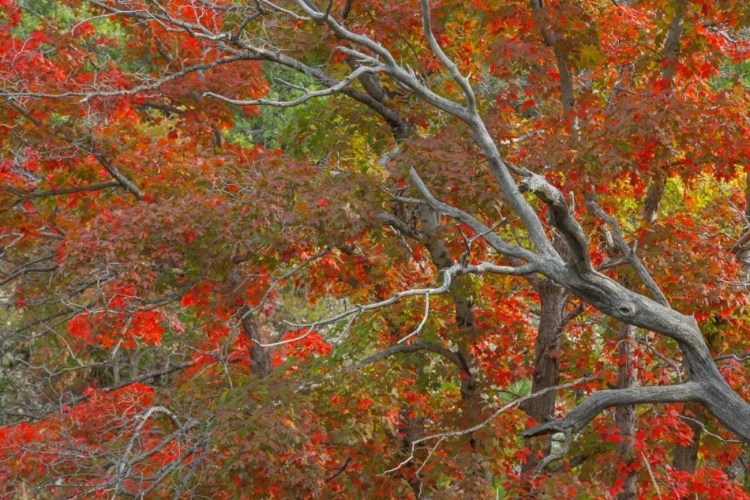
xmin=2 ymin=0 xmax=750 ymax=498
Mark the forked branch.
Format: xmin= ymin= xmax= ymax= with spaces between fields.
xmin=585 ymin=192 xmax=669 ymax=306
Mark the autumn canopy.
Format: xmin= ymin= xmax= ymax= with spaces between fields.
xmin=2 ymin=0 xmax=750 ymax=498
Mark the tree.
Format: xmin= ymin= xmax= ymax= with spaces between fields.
xmin=2 ymin=0 xmax=750 ymax=498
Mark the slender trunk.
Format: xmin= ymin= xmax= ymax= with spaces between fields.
xmin=520 ymin=282 xmax=569 ymax=470
xmin=520 ymin=0 xmax=577 ymax=474
xmin=418 ymin=205 xmax=480 ymax=406
xmin=615 ymin=323 xmax=638 ymax=500
xmin=240 ymin=306 xmax=271 ymax=378
xmin=643 ymin=175 xmax=666 ymax=225
xmin=672 ymin=402 xmax=704 ymax=472
xmin=524 ymin=283 xmax=569 ymax=423
xmin=418 ymin=206 xmax=497 ymax=488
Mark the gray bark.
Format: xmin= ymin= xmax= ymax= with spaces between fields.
xmin=294 ymin=0 xmax=750 ymax=445
xmin=615 ymin=323 xmax=638 ymax=500
xmin=409 ymin=161 xmax=750 ymax=443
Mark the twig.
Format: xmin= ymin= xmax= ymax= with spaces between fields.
xmin=397 ymin=294 xmax=430 ymax=343
xmin=418 ymin=0 xmax=476 ymax=112
xmin=642 ymin=452 xmax=663 ymax=499
xmin=383 ymin=376 xmax=597 ymax=474
xmin=324 ymin=456 xmax=351 ymax=482
xmin=534 ymin=428 xmax=572 ymax=475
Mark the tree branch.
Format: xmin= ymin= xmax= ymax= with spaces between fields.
xmin=418 ymin=0 xmax=476 ymax=113
xmin=2 ymin=181 xmax=121 ymax=202
xmin=585 ymin=193 xmax=669 ymax=306
xmin=204 ymin=63 xmax=386 ymax=107
xmin=519 ymin=174 xmax=592 ymax=274
xmin=522 ymin=382 xmax=703 ymax=437
xmin=355 ymin=341 xmax=470 ymax=375
xmin=90 ymin=151 xmax=144 ymax=200
xmin=408 ymin=168 xmax=538 ymax=263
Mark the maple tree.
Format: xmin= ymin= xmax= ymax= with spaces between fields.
xmin=2 ymin=0 xmax=750 ymax=498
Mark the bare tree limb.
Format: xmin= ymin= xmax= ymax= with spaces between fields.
xmin=408 ymin=169 xmax=538 ymax=263
xmin=585 ymin=193 xmax=669 ymax=306
xmin=2 ymin=182 xmax=121 ymax=201
xmin=355 ymin=341 xmax=471 ymax=375
xmin=204 ymin=64 xmax=386 ymax=107
xmin=417 ymin=0 xmax=476 ymax=113
xmin=522 ymin=382 xmax=703 ymax=437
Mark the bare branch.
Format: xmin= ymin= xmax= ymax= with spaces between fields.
xmin=0 ymin=254 xmax=58 ymax=286
xmin=204 ymin=64 xmax=386 ymax=107
xmin=459 ymin=261 xmax=539 ymax=277
xmin=585 ymin=193 xmax=669 ymax=306
xmin=355 ymin=341 xmax=470 ymax=375
xmin=376 ymin=212 xmax=427 ymax=241
xmin=397 ymin=293 xmax=430 ymax=343
xmin=293 ymin=0 xmax=472 ymax=121
xmin=2 ymin=55 xmax=249 ymax=100
xmin=324 ymin=456 xmax=351 ymax=483
xmin=88 ymin=152 xmax=144 ymax=200
xmin=678 ymin=415 xmax=742 ymax=444
xmin=519 ymin=174 xmax=591 ymax=273
xmin=522 ymin=382 xmax=703 ymax=438
xmin=263 ymin=263 xmax=461 ymax=347
xmin=408 ymin=168 xmax=538 ymax=263
xmin=534 ymin=428 xmax=572 ymax=475
xmin=418 ymin=0 xmax=476 ymax=112
xmin=2 ymin=182 xmax=121 ymax=203
xmin=638 ymin=337 xmax=684 ymax=383
xmin=237 ymin=246 xmax=332 ymax=321
xmin=384 ymin=376 xmax=596 ymax=474
xmin=715 ymin=351 xmax=750 ymax=363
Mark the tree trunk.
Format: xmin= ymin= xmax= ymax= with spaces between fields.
xmin=416 ymin=205 xmax=480 ymax=400
xmin=520 ymin=281 xmax=569 ymax=472
xmin=672 ymin=402 xmax=704 ymax=472
xmin=615 ymin=323 xmax=638 ymax=500
xmin=413 ymin=207 xmax=496 ymax=491
xmin=240 ymin=306 xmax=271 ymax=378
